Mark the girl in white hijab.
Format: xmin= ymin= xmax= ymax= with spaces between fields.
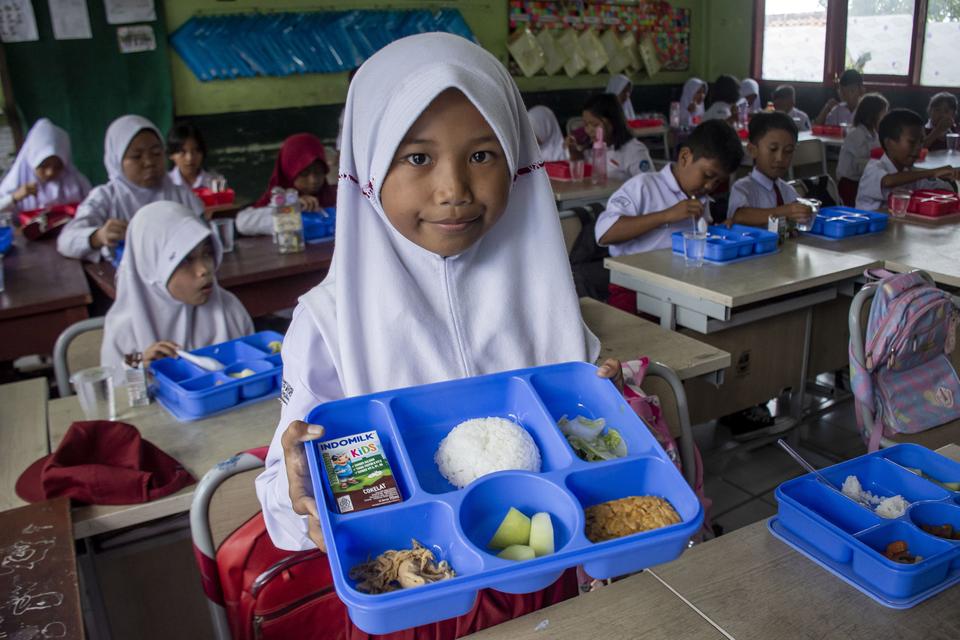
xmin=527 ymin=105 xmax=566 ymax=162
xmin=100 ymin=201 xmax=253 ymax=369
xmin=738 ymin=78 xmax=762 ymax=115
xmin=57 ymin=115 xmax=204 ymax=262
xmin=679 ymin=78 xmax=708 ymax=128
xmin=0 ymin=118 xmax=91 ymax=213
xmin=606 ymin=73 xmax=637 ymax=121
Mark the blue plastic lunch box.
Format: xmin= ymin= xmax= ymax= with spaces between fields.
xmin=304 ymin=361 xmax=704 ymax=634
xmin=808 ymin=207 xmax=888 ymax=238
xmin=148 ymin=331 xmax=283 ymax=420
xmin=302 ymin=208 xmax=336 ymax=242
xmin=671 ymin=224 xmax=778 ymax=263
xmin=772 ymin=444 xmax=960 ymax=608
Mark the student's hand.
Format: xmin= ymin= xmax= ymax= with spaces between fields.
xmin=782 ymin=202 xmax=814 ymax=222
xmin=927 ymin=166 xmax=959 ymax=181
xmin=281 ymin=420 xmax=327 ymax=551
xmin=91 ymin=219 xmax=128 ymax=249
xmin=12 ymin=182 xmax=37 ymax=202
xmin=565 ymin=135 xmax=584 ymax=161
xmin=932 ymin=115 xmax=956 ymax=138
xmin=298 ymin=195 xmax=320 ymax=212
xmin=596 ymin=358 xmax=624 ymax=392
xmin=143 ymin=341 xmax=181 ymax=367
xmin=687 ymin=102 xmax=697 ymax=113
xmin=664 ymin=199 xmax=703 ymax=223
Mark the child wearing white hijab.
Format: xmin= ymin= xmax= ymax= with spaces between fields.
xmin=100 ymin=201 xmax=253 ymax=369
xmin=606 ymin=73 xmax=637 ymax=121
xmin=679 ymin=78 xmax=707 ymax=128
xmin=0 ymin=118 xmax=91 ymax=213
xmin=58 ymin=115 xmax=204 ymax=262
xmin=255 ymin=32 xmax=622 ymax=633
xmin=527 ymin=105 xmax=566 ymax=162
xmin=738 ymin=78 xmax=762 ymax=115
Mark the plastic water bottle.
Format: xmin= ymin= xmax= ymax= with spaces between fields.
xmin=591 ymin=126 xmax=607 ymax=185
xmin=669 ymin=101 xmax=680 ymax=129
xmin=272 ymin=188 xmax=305 ymax=253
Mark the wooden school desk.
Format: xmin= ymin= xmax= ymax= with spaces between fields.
xmin=915 ymin=149 xmax=960 ymax=170
xmin=0 ymin=234 xmax=92 ymax=360
xmin=0 ymin=378 xmax=48 ymax=513
xmin=84 ymin=235 xmax=334 ymax=317
xmin=552 ymin=178 xmax=624 ymax=211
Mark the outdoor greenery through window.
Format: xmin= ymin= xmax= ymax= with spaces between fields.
xmin=757 ymin=0 xmax=960 ymax=87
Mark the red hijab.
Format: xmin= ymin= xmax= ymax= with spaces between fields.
xmin=255 ymin=133 xmax=337 ymax=207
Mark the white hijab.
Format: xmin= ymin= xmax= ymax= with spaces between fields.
xmin=740 ymin=78 xmax=761 ymax=113
xmin=100 ymin=201 xmax=253 ymax=368
xmin=680 ymin=78 xmax=708 ymax=127
xmin=606 ymin=74 xmax=636 ymax=120
xmin=299 ymin=32 xmax=599 ymax=397
xmin=96 ymin=115 xmax=203 ymax=220
xmin=527 ymin=106 xmax=566 ymax=162
xmin=0 ymin=118 xmax=91 ymax=212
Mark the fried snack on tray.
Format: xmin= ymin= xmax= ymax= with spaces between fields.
xmin=350 ymin=539 xmax=456 ymax=594
xmin=584 ymin=496 xmax=682 ymax=543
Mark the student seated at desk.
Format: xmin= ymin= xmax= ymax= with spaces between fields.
xmin=737 ymin=78 xmax=762 ymax=116
xmin=702 ymin=75 xmax=740 ymax=125
xmin=101 ymin=201 xmax=253 ymax=369
xmin=836 ymin=93 xmax=888 ymax=206
xmin=527 ymin=106 xmax=566 ymax=162
xmin=856 ymin=109 xmax=959 ymax=212
xmin=772 ymin=85 xmax=811 ymax=131
xmin=679 ymin=77 xmax=708 ymax=128
xmin=235 ymin=133 xmax=337 ymax=236
xmin=57 ymin=115 xmax=204 ymax=262
xmin=727 ymin=112 xmax=813 ymax=227
xmin=924 ymin=92 xmax=958 ymax=152
xmin=166 ymin=123 xmax=223 ymax=189
xmin=606 ymin=73 xmax=637 ymax=120
xmin=565 ymin=93 xmax=653 ymax=181
xmin=815 ymin=69 xmax=865 ymax=127
xmin=0 ymin=118 xmax=90 ymax=214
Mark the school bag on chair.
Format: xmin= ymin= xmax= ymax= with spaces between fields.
xmin=849 ymin=270 xmax=960 ymax=452
xmin=568 ymin=204 xmax=610 ymax=301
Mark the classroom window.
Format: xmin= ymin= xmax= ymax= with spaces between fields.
xmin=844 ymin=0 xmax=915 ymax=76
xmin=759 ymin=0 xmax=828 ymax=83
xmin=920 ymin=0 xmax=960 ymax=86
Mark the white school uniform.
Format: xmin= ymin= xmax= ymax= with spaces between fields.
xmin=703 ymin=100 xmax=733 ymax=122
xmin=255 ymin=33 xmax=601 ymax=551
xmin=0 ymin=118 xmax=91 ymax=213
xmin=168 ymin=166 xmax=223 ymax=189
xmin=825 ymin=102 xmax=854 ymax=126
xmin=606 ymin=74 xmax=636 ymax=121
xmin=855 ymin=153 xmax=951 ymax=211
xmin=598 ymin=138 xmax=654 ymax=181
xmin=58 ymin=116 xmax=204 ymax=262
xmin=100 ymin=201 xmax=253 ymax=369
xmin=836 ymin=124 xmax=879 ymax=182
xmin=595 ymin=163 xmax=712 ymax=257
xmin=527 ymin=106 xmax=566 ymax=162
xmin=789 ymin=107 xmax=812 ymax=131
xmin=679 ymin=78 xmax=707 ymax=128
xmin=727 ymin=167 xmax=799 ymax=218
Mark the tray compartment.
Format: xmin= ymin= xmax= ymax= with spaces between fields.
xmin=909 ymin=502 xmax=960 ymax=543
xmin=853 ymin=521 xmax=955 ymax=599
xmin=171 ymin=372 xmax=238 ymax=416
xmin=151 ymin=357 xmax=205 ymax=383
xmin=240 ymin=330 xmax=285 ymax=355
xmin=191 ymin=340 xmax=268 ymax=366
xmin=820 ymin=456 xmax=951 ymax=506
xmin=880 ymin=444 xmax=960 ymax=491
xmin=224 ymin=360 xmax=277 ymax=399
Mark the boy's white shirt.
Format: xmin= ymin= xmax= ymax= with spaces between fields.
xmin=825 ymin=102 xmax=854 ymax=126
xmin=256 ymin=33 xmax=600 ymax=551
xmin=836 ymin=124 xmax=879 ymax=182
xmin=855 ymin=153 xmax=951 ymax=211
xmin=595 ymin=163 xmax=712 ymax=257
xmin=727 ymin=167 xmax=799 ymax=218
xmin=168 ymin=166 xmax=222 ymax=189
xmin=789 ymin=108 xmax=812 ymax=131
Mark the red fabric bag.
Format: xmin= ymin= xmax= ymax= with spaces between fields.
xmin=18 ymin=203 xmax=78 ymax=240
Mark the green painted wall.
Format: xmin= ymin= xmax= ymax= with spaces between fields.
xmin=703 ymin=0 xmax=753 ymax=80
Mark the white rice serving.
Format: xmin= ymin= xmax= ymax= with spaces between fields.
xmin=841 ymin=475 xmax=909 ymax=519
xmin=435 ymin=417 xmax=541 ymax=489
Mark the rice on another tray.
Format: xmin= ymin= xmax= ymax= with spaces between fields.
xmin=435 ymin=417 xmax=542 ymax=489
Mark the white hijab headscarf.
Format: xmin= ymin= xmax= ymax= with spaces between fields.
xmin=527 ymin=106 xmax=566 ymax=162
xmin=100 ymin=201 xmax=253 ymax=368
xmin=0 ymin=118 xmax=91 ymax=212
xmin=606 ymin=74 xmax=636 ymax=121
xmin=740 ymin=78 xmax=761 ymax=113
xmin=680 ymin=78 xmax=708 ymax=127
xmin=98 ymin=115 xmax=202 ymax=219
xmin=299 ymin=32 xmax=599 ymax=397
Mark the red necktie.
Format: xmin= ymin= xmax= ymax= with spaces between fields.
xmin=773 ymin=182 xmax=784 ymax=206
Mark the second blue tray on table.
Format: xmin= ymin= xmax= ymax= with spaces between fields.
xmin=304 ymin=361 xmax=704 ymax=634
xmin=671 ymin=224 xmax=778 ymax=263
xmin=303 ymin=208 xmax=336 ymax=243
xmin=805 ymin=206 xmax=889 ymax=239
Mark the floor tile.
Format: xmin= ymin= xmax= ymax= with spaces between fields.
xmin=704 ymin=475 xmax=753 ymax=517
xmin=720 ymin=445 xmax=806 ymax=496
xmin=715 ymin=499 xmax=777 ymax=534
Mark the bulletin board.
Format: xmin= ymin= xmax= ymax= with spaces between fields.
xmin=509 ymin=1 xmax=691 ymax=73
xmin=1 ymin=0 xmax=173 ymax=184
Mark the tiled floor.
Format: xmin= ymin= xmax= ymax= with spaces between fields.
xmin=698 ymin=397 xmax=865 ymax=537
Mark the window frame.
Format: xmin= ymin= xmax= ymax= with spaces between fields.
xmin=752 ymin=0 xmax=956 ymax=91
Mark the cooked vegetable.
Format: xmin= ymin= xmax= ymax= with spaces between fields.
xmin=497 ymin=545 xmax=536 ymax=561
xmin=528 ymin=512 xmax=555 ymax=557
xmin=558 ymin=415 xmax=627 ymax=462
xmin=884 ymin=540 xmax=922 ymax=564
xmin=488 ymin=507 xmax=531 ymax=550
xmin=267 ymin=340 xmax=283 ymax=354
xmin=228 ymin=368 xmax=256 ymax=379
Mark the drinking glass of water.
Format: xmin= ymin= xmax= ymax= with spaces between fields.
xmin=795 ymin=198 xmax=820 ymax=232
xmin=947 ymin=133 xmax=959 ymax=154
xmin=682 ymin=231 xmax=707 ymax=267
xmin=889 ymin=190 xmax=912 ymax=218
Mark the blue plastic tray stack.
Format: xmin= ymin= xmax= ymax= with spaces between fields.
xmin=671 ymin=224 xmax=778 ymax=263
xmin=771 ymin=444 xmax=960 ymax=608
xmin=304 ymin=361 xmax=704 ymax=634
xmin=806 ymin=206 xmax=889 ymax=239
xmin=149 ymin=331 xmax=284 ymax=421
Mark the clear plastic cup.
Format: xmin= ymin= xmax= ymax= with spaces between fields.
xmin=682 ymin=231 xmax=707 ymax=267
xmin=213 ymin=219 xmax=235 ymax=253
xmin=70 ymin=367 xmax=116 ymax=420
xmin=569 ymin=160 xmax=585 ymax=181
xmin=889 ymin=191 xmax=912 ymax=218
xmin=947 ymin=133 xmax=959 ymax=153
xmin=795 ymin=197 xmax=820 ymax=232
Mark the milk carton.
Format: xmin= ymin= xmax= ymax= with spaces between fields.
xmin=318 ymin=430 xmax=402 ymax=514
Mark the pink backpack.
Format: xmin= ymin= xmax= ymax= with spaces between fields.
xmin=850 ymin=271 xmax=960 ymax=451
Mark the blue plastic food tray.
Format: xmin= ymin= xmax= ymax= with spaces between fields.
xmin=774 ymin=444 xmax=960 ymax=608
xmin=304 ymin=361 xmax=704 ymax=634
xmin=805 ymin=207 xmax=889 ymax=239
xmin=671 ymin=224 xmax=778 ymax=263
xmin=303 ymin=208 xmax=336 ymax=243
xmin=0 ymin=227 xmax=12 ymax=254
xmin=148 ymin=331 xmax=283 ymax=421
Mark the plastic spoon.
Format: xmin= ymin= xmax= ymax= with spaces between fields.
xmin=177 ymin=350 xmax=224 ymax=372
xmin=777 ymin=439 xmax=835 ymax=490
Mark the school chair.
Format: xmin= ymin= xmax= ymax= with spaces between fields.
xmin=790 ymin=174 xmax=840 ymax=208
xmin=53 ymin=316 xmax=106 ymax=397
xmin=788 ymin=138 xmax=828 ymax=180
xmin=848 ymin=271 xmax=960 ymax=450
